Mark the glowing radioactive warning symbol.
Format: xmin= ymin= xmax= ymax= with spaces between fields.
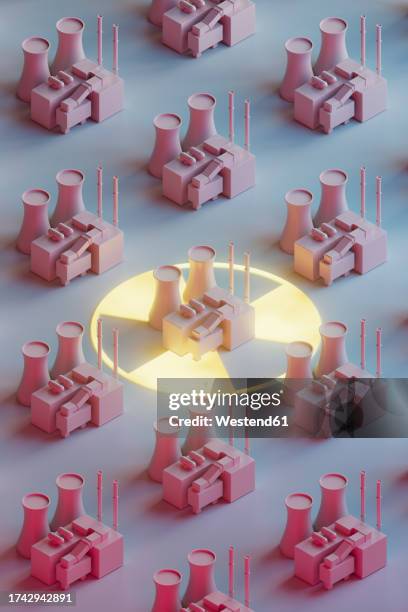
xmin=90 ymin=262 xmax=322 ymax=391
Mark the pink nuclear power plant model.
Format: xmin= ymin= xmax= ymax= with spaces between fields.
xmin=148 ymin=91 xmax=255 ymax=210
xmin=16 ymin=15 xmax=124 ymax=134
xmin=149 ymin=244 xmax=255 ymax=360
xmin=152 ymin=547 xmax=253 ymax=611
xmin=16 ymin=319 xmax=123 ymax=439
xmin=148 ymin=0 xmax=255 ymax=59
xmin=16 ymin=471 xmax=124 ymax=591
xmin=16 ymin=166 xmax=124 ymax=286
xmin=280 ymin=471 xmax=387 ymax=591
xmin=286 ymin=319 xmax=384 ymax=437
xmin=280 ymin=166 xmax=387 ymax=286
xmin=279 ymin=16 xmax=387 ymax=134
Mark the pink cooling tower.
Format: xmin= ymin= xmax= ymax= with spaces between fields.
xmin=50 ymin=473 xmax=86 ymax=531
xmin=315 ymin=321 xmax=348 ymax=377
xmin=314 ymin=169 xmax=348 ymax=226
xmin=51 ymin=169 xmax=85 ymax=227
xmin=17 ymin=37 xmax=50 ymax=103
xmin=183 ymin=93 xmax=217 ymax=151
xmin=16 ymin=188 xmax=50 ymax=255
xmin=280 ymin=492 xmax=313 ymax=559
xmin=17 ymin=341 xmax=50 ymax=407
xmin=149 ymin=266 xmax=182 ymax=331
xmin=314 ymin=17 xmax=349 ymax=75
xmin=152 ymin=569 xmax=182 ymax=612
xmin=314 ymin=472 xmax=348 ymax=531
xmin=148 ymin=418 xmax=181 ymax=483
xmin=148 ymin=113 xmax=182 ymax=178
xmin=183 ymin=549 xmax=217 ymax=606
xmin=50 ymin=321 xmax=85 ymax=379
xmin=284 ymin=342 xmax=313 ymax=406
xmin=280 ymin=189 xmax=314 ymax=255
xmin=16 ymin=493 xmax=50 ymax=559
xmin=183 ymin=245 xmax=217 ymax=303
xmin=280 ymin=37 xmax=313 ymax=103
xmin=51 ymin=17 xmax=86 ymax=74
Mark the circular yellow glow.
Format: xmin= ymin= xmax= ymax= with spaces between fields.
xmin=90 ymin=263 xmax=321 ymax=391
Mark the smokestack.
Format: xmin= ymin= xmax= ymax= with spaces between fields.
xmin=376 ymin=176 xmax=382 ymax=227
xmin=97 ymin=318 xmax=103 ymax=370
xmin=229 ymin=397 xmax=234 ymax=447
xmin=113 ymin=24 xmax=119 ymax=74
xmin=244 ymin=99 xmax=250 ymax=151
xmin=244 ymin=428 xmax=250 ymax=456
xmin=113 ymin=176 xmax=119 ymax=227
xmin=97 ymin=165 xmax=103 ymax=219
xmin=360 ymin=16 xmax=366 ymax=68
xmin=360 ymin=166 xmax=366 ymax=219
xmin=228 ymin=241 xmax=234 ymax=295
xmin=244 ymin=251 xmax=250 ymax=304
xmin=244 ymin=555 xmax=251 ymax=608
xmin=376 ymin=327 xmax=382 ymax=378
xmin=228 ymin=90 xmax=235 ymax=144
xmin=376 ymin=479 xmax=382 ymax=531
xmin=113 ymin=328 xmax=119 ymax=378
xmin=360 ymin=318 xmax=366 ymax=370
xmin=360 ymin=470 xmax=366 ymax=522
xmin=97 ymin=470 xmax=103 ymax=522
xmin=228 ymin=546 xmax=235 ymax=599
xmin=376 ymin=25 xmax=382 ymax=76
xmin=113 ymin=480 xmax=119 ymax=530
xmin=97 ymin=15 xmax=103 ymax=66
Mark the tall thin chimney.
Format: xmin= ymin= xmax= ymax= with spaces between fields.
xmin=244 ymin=555 xmax=251 ymax=608
xmin=360 ymin=470 xmax=366 ymax=522
xmin=376 ymin=25 xmax=382 ymax=76
xmin=113 ymin=480 xmax=119 ymax=530
xmin=113 ymin=176 xmax=119 ymax=227
xmin=244 ymin=251 xmax=250 ymax=304
xmin=113 ymin=328 xmax=119 ymax=378
xmin=228 ymin=546 xmax=235 ymax=599
xmin=97 ymin=15 xmax=103 ymax=66
xmin=376 ymin=327 xmax=382 ymax=378
xmin=244 ymin=99 xmax=250 ymax=151
xmin=245 ymin=427 xmax=250 ymax=456
xmin=360 ymin=16 xmax=366 ymax=68
xmin=228 ymin=90 xmax=235 ymax=144
xmin=360 ymin=318 xmax=366 ymax=370
xmin=376 ymin=479 xmax=382 ymax=531
xmin=228 ymin=241 xmax=234 ymax=295
xmin=97 ymin=470 xmax=103 ymax=522
xmin=360 ymin=166 xmax=366 ymax=219
xmin=97 ymin=165 xmax=103 ymax=219
xmin=97 ymin=318 xmax=103 ymax=370
xmin=376 ymin=176 xmax=382 ymax=227
xmin=113 ymin=25 xmax=119 ymax=74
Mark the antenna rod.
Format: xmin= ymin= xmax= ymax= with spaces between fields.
xmin=360 ymin=166 xmax=366 ymax=219
xmin=228 ymin=546 xmax=235 ymax=599
xmin=244 ymin=251 xmax=250 ymax=304
xmin=360 ymin=318 xmax=366 ymax=370
xmin=97 ymin=318 xmax=103 ymax=370
xmin=97 ymin=165 xmax=103 ymax=219
xmin=228 ymin=241 xmax=234 ymax=295
xmin=228 ymin=90 xmax=235 ymax=144
xmin=113 ymin=24 xmax=119 ymax=74
xmin=376 ymin=176 xmax=382 ymax=227
xmin=97 ymin=15 xmax=103 ymax=66
xmin=113 ymin=328 xmax=119 ymax=379
xmin=360 ymin=470 xmax=366 ymax=522
xmin=113 ymin=176 xmax=119 ymax=227
xmin=376 ymin=327 xmax=382 ymax=378
xmin=97 ymin=470 xmax=103 ymax=522
xmin=113 ymin=480 xmax=119 ymax=530
xmin=244 ymin=555 xmax=251 ymax=607
xmin=376 ymin=479 xmax=382 ymax=530
xmin=376 ymin=25 xmax=382 ymax=76
xmin=244 ymin=99 xmax=250 ymax=151
xmin=360 ymin=15 xmax=366 ymax=68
